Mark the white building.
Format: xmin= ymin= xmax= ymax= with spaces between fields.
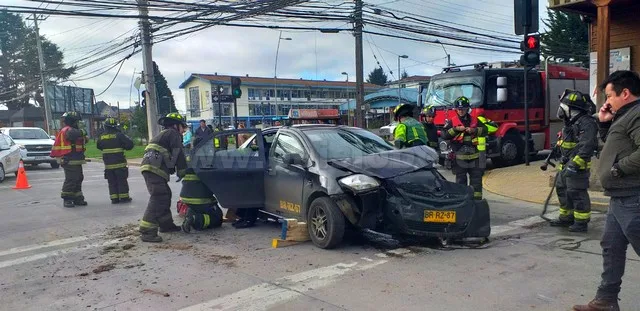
xmin=178 ymin=73 xmax=382 ymax=127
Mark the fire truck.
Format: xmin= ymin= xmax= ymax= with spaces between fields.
xmin=419 ymin=62 xmax=589 ymax=167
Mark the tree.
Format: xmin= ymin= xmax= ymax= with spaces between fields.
xmin=401 ymin=70 xmax=409 ymax=79
xmin=366 ymin=67 xmax=388 ymax=86
xmin=0 ymin=10 xmax=75 ymax=110
xmin=130 ymin=103 xmax=148 ymax=144
xmin=541 ymin=10 xmax=589 ymax=67
xmin=152 ymin=61 xmax=177 ymax=116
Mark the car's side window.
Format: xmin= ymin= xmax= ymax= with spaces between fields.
xmin=0 ymin=135 xmax=10 ymax=149
xmin=273 ymin=133 xmax=305 ymax=159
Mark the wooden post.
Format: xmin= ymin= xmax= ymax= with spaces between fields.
xmin=595 ymin=0 xmax=612 ymax=108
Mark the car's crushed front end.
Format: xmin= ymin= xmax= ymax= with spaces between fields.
xmin=328 ymin=146 xmax=490 ymax=240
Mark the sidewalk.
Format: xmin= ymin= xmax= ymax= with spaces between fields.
xmin=483 ymin=160 xmax=610 ymax=212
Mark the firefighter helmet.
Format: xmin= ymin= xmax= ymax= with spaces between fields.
xmin=453 ymin=96 xmax=471 ymax=109
xmin=393 ymin=103 xmax=415 ymax=121
xmin=559 ymin=89 xmax=596 ymax=114
xmin=421 ymin=105 xmax=436 ymax=117
xmin=158 ymin=112 xmax=187 ymax=127
xmin=62 ymin=111 xmax=82 ymax=126
xmin=104 ymin=117 xmax=118 ymax=128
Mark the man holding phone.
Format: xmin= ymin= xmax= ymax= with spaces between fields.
xmin=573 ymin=70 xmax=640 ymax=311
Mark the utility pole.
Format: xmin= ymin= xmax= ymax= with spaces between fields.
xmin=354 ymin=0 xmax=365 ymax=128
xmin=137 ymin=0 xmax=159 ymax=140
xmin=31 ymin=14 xmax=54 ymax=134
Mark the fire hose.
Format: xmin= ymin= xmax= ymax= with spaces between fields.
xmin=539 ymin=148 xmax=559 ymax=222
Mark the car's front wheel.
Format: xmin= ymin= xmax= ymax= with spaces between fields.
xmin=307 ymin=197 xmax=345 ymax=249
xmin=0 ymin=164 xmax=5 ymax=183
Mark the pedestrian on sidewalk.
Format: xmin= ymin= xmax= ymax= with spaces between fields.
xmin=138 ymin=113 xmax=188 ymax=243
xmin=97 ymin=117 xmax=135 ymax=204
xmin=549 ymin=89 xmax=598 ymax=232
xmin=573 ymin=70 xmax=640 ymax=311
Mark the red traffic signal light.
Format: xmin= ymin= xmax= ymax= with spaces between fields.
xmin=526 ymin=35 xmax=539 ymax=49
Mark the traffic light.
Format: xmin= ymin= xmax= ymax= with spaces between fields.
xmin=519 ymin=34 xmax=540 ymax=67
xmin=231 ymin=77 xmax=242 ymax=98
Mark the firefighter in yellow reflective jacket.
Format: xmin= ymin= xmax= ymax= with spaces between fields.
xmin=180 ymin=165 xmax=223 ymax=233
xmin=97 ymin=117 xmax=134 ymax=204
xmin=393 ymin=103 xmax=428 ymax=149
xmin=139 ymin=113 xmax=188 ymax=243
xmin=549 ymin=89 xmax=598 ymax=232
xmin=441 ymin=96 xmax=498 ymax=200
xmin=420 ymin=105 xmax=439 ymax=149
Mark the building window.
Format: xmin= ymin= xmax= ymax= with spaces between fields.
xmin=213 ymin=103 xmax=232 ymax=116
xmin=189 ymin=86 xmax=200 ymax=117
xmin=249 ymin=103 xmax=275 ymax=116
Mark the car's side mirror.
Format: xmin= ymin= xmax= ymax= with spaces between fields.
xmin=50 ymin=135 xmax=56 ymax=140
xmin=282 ymin=153 xmax=304 ymax=166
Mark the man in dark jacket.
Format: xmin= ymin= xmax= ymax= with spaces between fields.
xmin=195 ymin=119 xmax=211 ymax=140
xmin=573 ymin=70 xmax=640 ymax=311
xmin=97 ymin=117 xmax=135 ymax=204
xmin=138 ymin=113 xmax=188 ymax=243
xmin=549 ymin=90 xmax=598 ymax=232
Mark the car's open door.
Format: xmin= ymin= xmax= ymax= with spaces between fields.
xmin=191 ymin=128 xmax=266 ymax=209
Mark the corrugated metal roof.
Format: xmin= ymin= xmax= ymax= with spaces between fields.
xmin=179 ymin=73 xmax=382 ymax=89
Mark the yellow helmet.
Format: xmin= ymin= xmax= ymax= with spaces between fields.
xmin=158 ymin=112 xmax=187 ymax=127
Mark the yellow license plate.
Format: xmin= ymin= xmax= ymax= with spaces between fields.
xmin=423 ymin=210 xmax=456 ymax=223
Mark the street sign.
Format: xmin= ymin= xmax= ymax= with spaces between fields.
xmin=212 ymin=94 xmax=234 ymax=102
xmin=514 ymin=0 xmax=539 ymax=35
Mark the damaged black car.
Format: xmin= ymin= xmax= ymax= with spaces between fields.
xmin=190 ymin=124 xmax=491 ymax=249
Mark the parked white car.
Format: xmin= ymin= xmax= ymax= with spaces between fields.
xmin=0 ymin=127 xmax=58 ymax=169
xmin=379 ymin=122 xmax=398 ymax=137
xmin=0 ymin=132 xmax=22 ymax=183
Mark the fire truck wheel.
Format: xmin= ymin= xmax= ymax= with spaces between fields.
xmin=494 ymin=132 xmax=523 ymax=167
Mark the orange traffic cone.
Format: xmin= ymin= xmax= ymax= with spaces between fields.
xmin=13 ymin=160 xmax=32 ymax=190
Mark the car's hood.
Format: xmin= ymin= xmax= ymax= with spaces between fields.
xmin=328 ymin=146 xmax=439 ymax=179
xmin=12 ymin=138 xmax=54 ymax=145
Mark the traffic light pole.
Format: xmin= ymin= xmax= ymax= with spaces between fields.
xmin=217 ymin=87 xmax=222 ymax=127
xmin=523 ymin=24 xmax=530 ymax=166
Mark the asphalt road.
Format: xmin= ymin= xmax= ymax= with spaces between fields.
xmin=0 ymin=162 xmax=638 ymax=311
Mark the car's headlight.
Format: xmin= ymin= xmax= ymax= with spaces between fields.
xmin=18 ymin=144 xmax=26 ymax=150
xmin=338 ymin=174 xmax=380 ymax=192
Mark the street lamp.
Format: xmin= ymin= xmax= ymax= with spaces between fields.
xmin=341 ymin=72 xmax=349 ymax=82
xmin=397 ymin=55 xmax=408 ymax=105
xmin=274 ymin=31 xmax=292 ymax=117
xmin=435 ymin=40 xmax=451 ymax=67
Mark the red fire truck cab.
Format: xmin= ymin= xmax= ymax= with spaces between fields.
xmin=419 ymin=62 xmax=589 ymax=167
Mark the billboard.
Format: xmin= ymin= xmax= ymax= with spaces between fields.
xmin=45 ymin=85 xmax=95 ymax=115
xmin=589 ymin=47 xmax=631 ymax=103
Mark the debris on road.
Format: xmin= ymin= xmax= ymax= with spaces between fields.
xmin=152 ymin=243 xmax=193 ymax=251
xmin=104 ymin=223 xmax=139 ymax=239
xmin=92 ymin=263 xmax=116 ymax=274
xmin=141 ymin=289 xmax=170 ymax=297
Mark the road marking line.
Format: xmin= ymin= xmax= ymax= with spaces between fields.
xmin=0 ymin=235 xmax=96 ymax=257
xmin=179 ymin=259 xmax=388 ymax=311
xmin=491 ymin=211 xmax=560 ymax=236
xmin=0 ymin=238 xmax=120 ymax=270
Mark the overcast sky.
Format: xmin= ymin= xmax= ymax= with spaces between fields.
xmin=3 ymin=0 xmax=550 ymax=112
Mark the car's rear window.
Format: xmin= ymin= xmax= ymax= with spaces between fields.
xmin=305 ymin=128 xmax=394 ymax=160
xmin=9 ymin=129 xmax=49 ymax=139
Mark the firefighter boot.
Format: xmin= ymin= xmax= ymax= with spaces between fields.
xmin=159 ymin=224 xmax=181 ymax=233
xmin=139 ymin=227 xmax=162 ymax=243
xmin=182 ymin=210 xmax=194 ymax=233
xmin=572 ymin=298 xmax=619 ymax=311
xmin=111 ymin=199 xmax=120 ymax=204
xmin=549 ymin=218 xmax=573 ymax=227
xmin=74 ymin=196 xmax=88 ymax=206
xmin=569 ymin=221 xmax=588 ymax=233
xmin=119 ymin=197 xmax=132 ymax=203
xmin=63 ymin=200 xmax=75 ymax=208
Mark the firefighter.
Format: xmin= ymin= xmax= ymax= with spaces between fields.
xmin=420 ymin=105 xmax=439 ymax=149
xmin=549 ymin=89 xmax=598 ymax=232
xmin=97 ymin=117 xmax=134 ymax=204
xmin=139 ymin=113 xmax=188 ymax=243
xmin=180 ymin=167 xmax=223 ymax=233
xmin=50 ymin=111 xmax=88 ymax=208
xmin=392 ymin=103 xmax=428 ymax=149
xmin=441 ymin=96 xmax=498 ymax=200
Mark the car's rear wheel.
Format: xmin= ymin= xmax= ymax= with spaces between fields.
xmin=0 ymin=164 xmax=5 ymax=183
xmin=50 ymin=162 xmax=59 ymax=169
xmin=307 ymin=197 xmax=345 ymax=249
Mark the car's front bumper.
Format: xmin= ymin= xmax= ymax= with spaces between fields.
xmin=20 ymin=149 xmax=55 ymax=164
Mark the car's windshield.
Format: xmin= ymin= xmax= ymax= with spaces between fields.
xmin=9 ymin=128 xmax=50 ymax=139
xmin=423 ymin=75 xmax=484 ymax=107
xmin=305 ymin=128 xmax=394 ymax=160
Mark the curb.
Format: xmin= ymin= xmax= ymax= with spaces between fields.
xmin=87 ymin=158 xmax=142 ymax=167
xmin=482 ymin=170 xmax=609 ymax=213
